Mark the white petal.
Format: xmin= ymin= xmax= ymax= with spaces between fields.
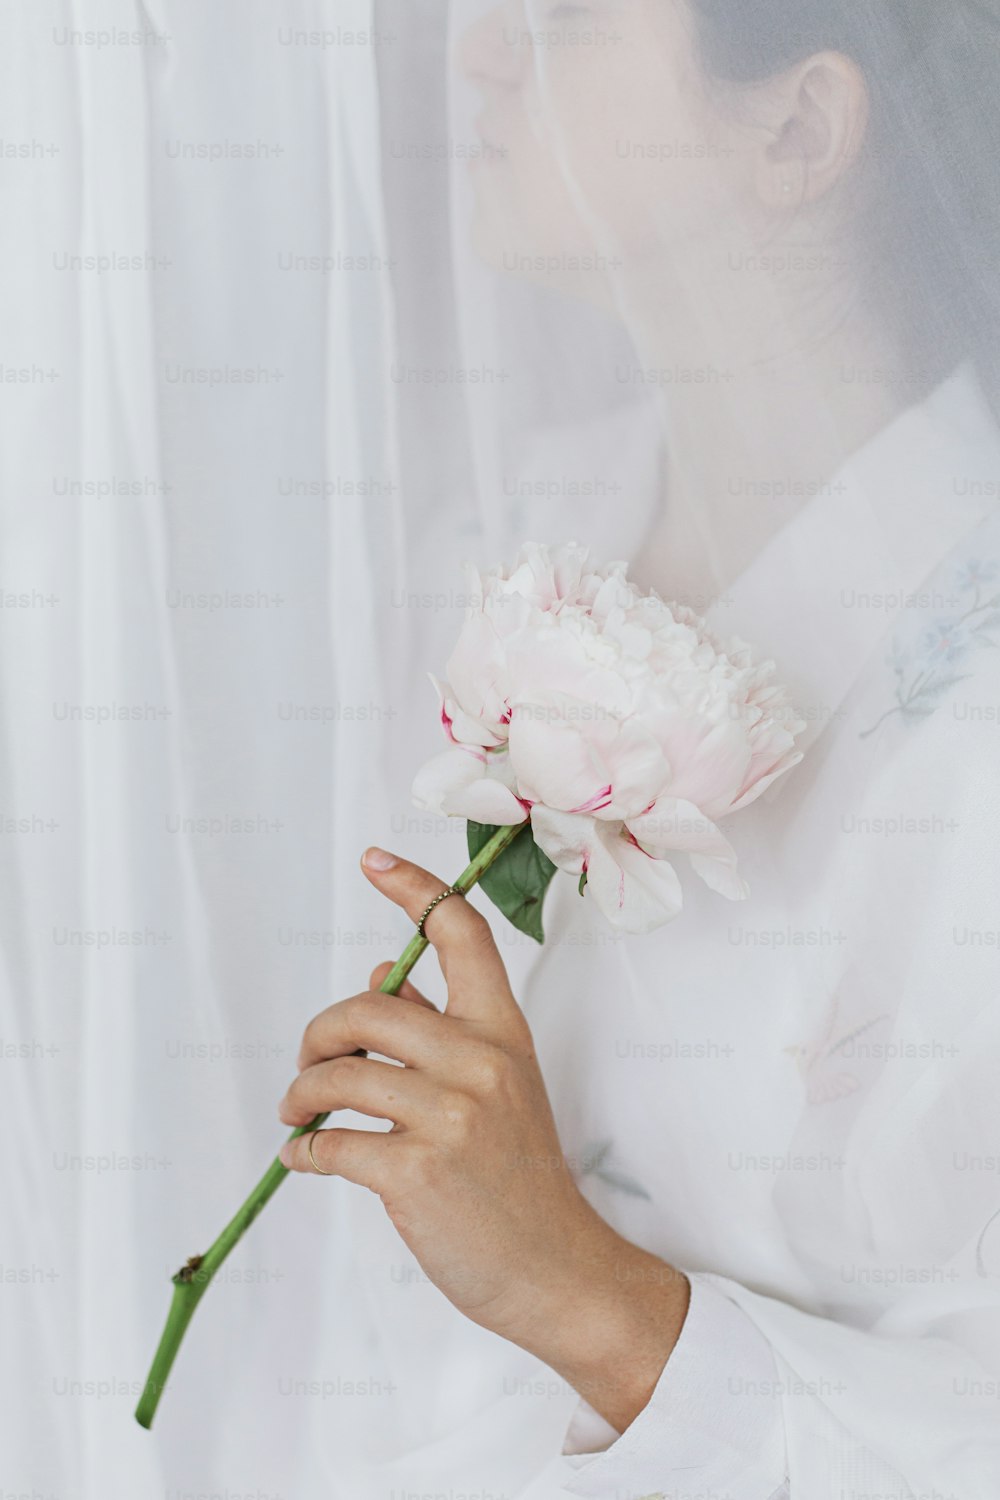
xmin=428 ymin=674 xmax=505 ymax=750
xmin=728 ymin=750 xmax=804 ymax=812
xmin=627 ymin=796 xmax=748 ymax=900
xmin=689 ymin=852 xmax=749 ymax=901
xmin=411 ymin=748 xmax=484 ymax=814
xmin=457 ymin=778 xmax=529 ymax=826
xmin=446 ymin=697 xmax=507 ymax=750
xmin=508 ymin=710 xmax=608 ymax=814
xmin=586 ymin=823 xmax=683 ymax=935
xmin=528 ymin=805 xmax=591 ymax=874
xmin=445 ymin=614 xmax=511 ymax=730
xmin=411 ymin=748 xmax=526 ymax=825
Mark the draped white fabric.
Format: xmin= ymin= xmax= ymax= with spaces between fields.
xmin=5 ymin=1 xmax=1000 ymax=1497
xmin=3 ymin=1 xmax=403 ymax=1493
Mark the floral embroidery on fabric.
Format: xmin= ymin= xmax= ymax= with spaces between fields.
xmin=860 ymin=558 xmax=1000 ymax=738
xmin=785 ymin=992 xmax=891 ymax=1107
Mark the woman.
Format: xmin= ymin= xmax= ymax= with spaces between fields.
xmin=280 ymin=3 xmax=1000 ymax=1494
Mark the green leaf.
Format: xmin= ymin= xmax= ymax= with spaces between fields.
xmin=467 ymin=819 xmax=558 ymax=943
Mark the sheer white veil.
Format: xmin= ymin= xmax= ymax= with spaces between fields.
xmin=352 ymin=2 xmax=1000 ymax=1495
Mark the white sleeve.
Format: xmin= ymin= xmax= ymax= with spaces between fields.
xmin=557 ymin=1271 xmax=789 ymax=1500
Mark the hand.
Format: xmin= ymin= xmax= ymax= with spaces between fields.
xmin=278 ymin=845 xmax=690 ymax=1432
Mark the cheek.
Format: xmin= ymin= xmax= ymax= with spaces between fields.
xmin=468 ymin=70 xmax=608 ymax=264
xmin=540 ymin=72 xmax=740 ymax=253
xmin=469 ymin=162 xmax=596 ymax=268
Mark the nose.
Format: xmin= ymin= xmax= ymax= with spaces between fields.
xmin=457 ymin=2 xmax=527 ymax=92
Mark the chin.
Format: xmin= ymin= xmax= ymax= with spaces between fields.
xmin=467 ymin=178 xmax=609 ymax=295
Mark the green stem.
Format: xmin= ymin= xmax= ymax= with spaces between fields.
xmin=135 ymin=820 xmax=527 ymax=1429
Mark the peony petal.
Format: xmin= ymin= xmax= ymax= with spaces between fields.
xmin=729 ymin=748 xmax=804 ymax=813
xmin=429 ymin=674 xmax=506 ymax=750
xmin=456 ymin=778 xmax=530 ymax=826
xmin=626 ymin=796 xmax=748 ymax=900
xmin=411 ymin=748 xmax=527 ymax=825
xmin=508 ymin=709 xmax=608 ymax=815
xmin=504 ymin=625 xmax=634 ymax=719
xmin=585 ymin=823 xmax=684 ymax=935
xmin=445 ymin=614 xmax=512 ymax=733
xmin=646 ymin=711 xmax=753 ymax=821
xmin=689 ymin=851 xmax=749 ymax=901
xmin=528 ymin=805 xmax=591 ymax=874
xmin=412 ymin=747 xmax=484 ymax=814
xmin=626 ymin=795 xmax=719 ymax=855
xmin=595 ymin=716 xmax=671 ymax=821
xmin=509 ymin=701 xmax=668 ymax=822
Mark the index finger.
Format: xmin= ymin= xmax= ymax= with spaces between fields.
xmin=297 ymin=989 xmax=449 ymax=1073
xmin=360 ymin=846 xmax=521 ymax=1030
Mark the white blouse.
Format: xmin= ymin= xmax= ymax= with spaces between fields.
xmin=319 ymin=361 xmax=1000 ymax=1499
xmin=537 ymin=360 xmax=1000 ymax=1497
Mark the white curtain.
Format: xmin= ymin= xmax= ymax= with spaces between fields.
xmin=1 ymin=1 xmax=424 ymax=1492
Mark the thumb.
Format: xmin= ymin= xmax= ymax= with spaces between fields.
xmin=368 ymin=960 xmax=439 ymax=1011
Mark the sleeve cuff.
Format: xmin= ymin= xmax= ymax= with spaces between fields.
xmin=558 ymin=1271 xmax=788 ymax=1498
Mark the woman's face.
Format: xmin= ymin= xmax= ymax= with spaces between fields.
xmin=458 ymin=0 xmax=758 ymax=284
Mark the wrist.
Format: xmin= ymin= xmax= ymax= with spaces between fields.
xmin=511 ymin=1205 xmax=690 ymax=1433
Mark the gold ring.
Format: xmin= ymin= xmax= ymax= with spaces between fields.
xmin=417 ymin=885 xmax=464 ymax=939
xmin=307 ymin=1129 xmax=334 ymax=1176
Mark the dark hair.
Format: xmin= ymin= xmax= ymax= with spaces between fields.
xmin=688 ymin=0 xmax=1000 ymax=399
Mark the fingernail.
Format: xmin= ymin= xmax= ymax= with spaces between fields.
xmin=278 ymin=1143 xmax=293 ymax=1168
xmin=363 ymin=846 xmax=397 ymax=871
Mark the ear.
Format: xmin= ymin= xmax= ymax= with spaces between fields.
xmin=755 ymin=51 xmax=870 ymax=208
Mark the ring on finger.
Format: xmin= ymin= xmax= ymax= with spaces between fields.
xmin=307 ymin=1129 xmax=335 ymax=1176
xmin=417 ymin=885 xmax=464 ymax=939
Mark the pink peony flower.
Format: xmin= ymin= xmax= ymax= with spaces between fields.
xmin=412 ymin=541 xmax=804 ymax=934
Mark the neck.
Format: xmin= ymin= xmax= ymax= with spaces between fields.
xmin=617 ymin=249 xmax=931 ymax=608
